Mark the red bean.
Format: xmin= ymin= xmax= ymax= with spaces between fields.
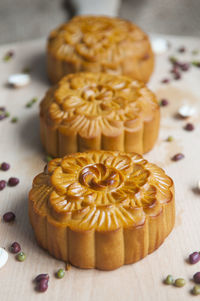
xmin=8 ymin=177 xmax=19 ymax=187
xmin=3 ymin=212 xmax=16 ymax=222
xmin=189 ymin=252 xmax=200 ymax=264
xmin=193 ymin=272 xmax=200 ymax=283
xmin=10 ymin=242 xmax=21 ymax=254
xmin=37 ymin=279 xmax=48 ymax=292
xmin=1 ymin=162 xmax=10 ymax=171
xmin=35 ymin=274 xmax=49 ymax=283
xmin=179 ymin=63 xmax=190 ymax=71
xmin=178 ymin=46 xmax=186 ymax=53
xmin=173 ymin=72 xmax=181 ymax=80
xmin=161 ymin=78 xmax=170 ymax=84
xmin=172 ymin=153 xmax=184 ymax=161
xmin=184 ymin=123 xmax=194 ymax=131
xmin=0 ymin=180 xmax=6 ymax=191
xmin=170 ymin=66 xmax=179 ymax=74
xmin=160 ymin=99 xmax=169 ymax=107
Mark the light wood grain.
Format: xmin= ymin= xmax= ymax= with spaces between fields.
xmin=0 ymin=36 xmax=200 ymax=301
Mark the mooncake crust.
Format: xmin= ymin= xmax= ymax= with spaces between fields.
xmin=47 ymin=15 xmax=154 ymax=84
xmin=40 ymin=72 xmax=160 ymax=157
xmin=29 ymin=151 xmax=175 ymax=270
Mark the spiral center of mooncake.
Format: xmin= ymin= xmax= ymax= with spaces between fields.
xmin=79 ymin=163 xmax=123 ymax=191
xmin=81 ymin=85 xmax=114 ymax=102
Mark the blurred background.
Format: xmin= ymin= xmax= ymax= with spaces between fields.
xmin=1 ymin=0 xmax=200 ymax=45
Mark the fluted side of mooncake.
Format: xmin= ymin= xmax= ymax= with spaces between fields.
xmin=47 ymin=15 xmax=154 ymax=84
xmin=40 ymin=73 xmax=160 ymax=157
xmin=29 ymin=151 xmax=175 ymax=270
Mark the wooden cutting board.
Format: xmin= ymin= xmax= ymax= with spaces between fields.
xmin=0 ymin=35 xmax=200 ymax=301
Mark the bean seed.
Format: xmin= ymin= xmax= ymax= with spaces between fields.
xmin=8 ymin=177 xmax=19 ymax=187
xmin=0 ymin=180 xmax=6 ymax=191
xmin=192 ymin=285 xmax=200 ymax=295
xmin=56 ymin=268 xmax=65 ymax=279
xmin=189 ymin=252 xmax=200 ymax=264
xmin=184 ymin=123 xmax=194 ymax=131
xmin=16 ymin=252 xmax=26 ymax=262
xmin=172 ymin=153 xmax=184 ymax=161
xmin=1 ymin=162 xmax=10 ymax=171
xmin=164 ymin=275 xmax=174 ymax=285
xmin=35 ymin=274 xmax=49 ymax=283
xmin=193 ymin=272 xmax=200 ymax=284
xmin=37 ymin=279 xmax=48 ymax=292
xmin=10 ymin=242 xmax=21 ymax=254
xmin=3 ymin=212 xmax=15 ymax=222
xmin=174 ymin=278 xmax=186 ymax=287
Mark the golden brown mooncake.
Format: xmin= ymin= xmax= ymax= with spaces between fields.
xmin=40 ymin=72 xmax=160 ymax=157
xmin=29 ymin=151 xmax=175 ymax=271
xmin=47 ymin=15 xmax=154 ymax=84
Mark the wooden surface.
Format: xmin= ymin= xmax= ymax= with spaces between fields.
xmin=0 ymin=35 xmax=200 ymax=301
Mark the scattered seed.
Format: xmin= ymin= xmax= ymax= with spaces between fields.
xmin=26 ymin=103 xmax=32 ymax=108
xmin=161 ymin=78 xmax=170 ymax=84
xmin=184 ymin=123 xmax=194 ymax=131
xmin=5 ymin=112 xmax=10 ymax=118
xmin=25 ymin=97 xmax=38 ymax=108
xmin=11 ymin=117 xmax=18 ymax=123
xmin=173 ymin=72 xmax=181 ymax=80
xmin=160 ymin=99 xmax=169 ymax=107
xmin=169 ymin=56 xmax=178 ymax=64
xmin=172 ymin=153 xmax=184 ymax=161
xmin=164 ymin=275 xmax=174 ymax=285
xmin=174 ymin=278 xmax=186 ymax=287
xmin=31 ymin=97 xmax=37 ymax=104
xmin=3 ymin=51 xmax=14 ymax=62
xmin=179 ymin=63 xmax=190 ymax=71
xmin=193 ymin=272 xmax=200 ymax=284
xmin=37 ymin=278 xmax=48 ymax=292
xmin=0 ymin=114 xmax=5 ymax=121
xmin=0 ymin=248 xmax=8 ymax=269
xmin=192 ymin=50 xmax=199 ymax=55
xmin=16 ymin=252 xmax=26 ymax=262
xmin=0 ymin=109 xmax=10 ymax=121
xmin=1 ymin=162 xmax=10 ymax=171
xmin=46 ymin=156 xmax=53 ymax=163
xmin=169 ymin=55 xmax=190 ymax=74
xmin=10 ymin=242 xmax=21 ymax=254
xmin=22 ymin=67 xmax=31 ymax=74
xmin=3 ymin=212 xmax=15 ymax=223
xmin=192 ymin=285 xmax=200 ymax=295
xmin=192 ymin=61 xmax=200 ymax=68
xmin=178 ymin=46 xmax=186 ymax=53
xmin=8 ymin=73 xmax=30 ymax=88
xmin=56 ymin=268 xmax=65 ymax=279
xmin=166 ymin=136 xmax=173 ymax=142
xmin=0 ymin=107 xmax=6 ymax=114
xmin=170 ymin=66 xmax=179 ymax=74
xmin=189 ymin=252 xmax=200 ymax=264
xmin=35 ymin=274 xmax=49 ymax=283
xmin=151 ymin=37 xmax=169 ymax=54
xmin=8 ymin=177 xmax=19 ymax=187
xmin=66 ymin=263 xmax=71 ymax=271
xmin=178 ymin=105 xmax=196 ymax=118
xmin=0 ymin=180 xmax=6 ymax=190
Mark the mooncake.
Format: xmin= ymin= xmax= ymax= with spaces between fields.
xmin=29 ymin=151 xmax=175 ymax=270
xmin=40 ymin=72 xmax=160 ymax=157
xmin=47 ymin=15 xmax=154 ymax=83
